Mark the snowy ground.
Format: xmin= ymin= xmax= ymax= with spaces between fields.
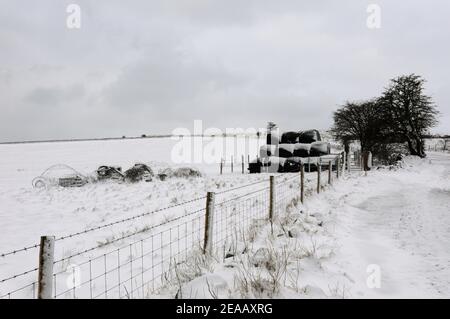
xmin=0 ymin=136 xmax=264 ymax=249
xmin=1 ymin=135 xmax=448 ymax=299
xmin=0 ymin=135 xmax=326 ymax=298
xmin=0 ymin=136 xmax=256 ymax=296
xmin=166 ymin=152 xmax=450 ymax=299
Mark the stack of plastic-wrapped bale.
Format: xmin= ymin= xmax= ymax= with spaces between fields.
xmin=248 ymin=129 xmax=331 ymax=173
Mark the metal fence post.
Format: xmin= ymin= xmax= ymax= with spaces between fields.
xmin=220 ymin=159 xmax=223 ymax=175
xmin=241 ymin=155 xmax=245 ymax=174
xmin=317 ymin=161 xmax=321 ymax=194
xmin=231 ymin=156 xmax=234 ymax=173
xmin=269 ymin=176 xmax=275 ymax=223
xmin=37 ymin=235 xmax=55 ymax=299
xmin=300 ymin=164 xmax=304 ymax=204
xmin=328 ymin=160 xmax=332 ymax=184
xmin=203 ymin=192 xmax=215 ymax=255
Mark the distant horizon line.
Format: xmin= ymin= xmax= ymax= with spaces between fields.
xmin=0 ymin=132 xmax=268 ymax=145
xmin=1 ymin=131 xmax=448 ymax=146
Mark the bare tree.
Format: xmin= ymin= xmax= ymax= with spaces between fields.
xmin=379 ymin=74 xmax=439 ymax=157
xmin=332 ymin=100 xmax=383 ymax=152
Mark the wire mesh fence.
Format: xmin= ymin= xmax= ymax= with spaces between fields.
xmin=213 ymin=186 xmax=270 ymax=257
xmin=50 ymin=207 xmax=206 ymax=299
xmin=1 ymin=152 xmax=353 ymax=299
xmin=219 ymin=155 xmax=251 ymax=175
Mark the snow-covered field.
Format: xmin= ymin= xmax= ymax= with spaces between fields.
xmin=0 ymin=136 xmax=270 ymax=297
xmin=167 ymin=152 xmax=450 ymax=299
xmin=1 ymin=135 xmax=448 ymax=299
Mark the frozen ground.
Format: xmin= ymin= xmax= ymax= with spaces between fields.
xmin=167 ymin=152 xmax=450 ymax=299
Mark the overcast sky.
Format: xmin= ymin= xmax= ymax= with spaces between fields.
xmin=0 ymin=0 xmax=449 ymax=142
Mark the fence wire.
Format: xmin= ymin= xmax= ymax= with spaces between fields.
xmin=213 ymin=188 xmax=269 ymax=257
xmin=1 ymin=153 xmax=349 ymax=299
xmin=51 ymin=207 xmax=206 ymax=299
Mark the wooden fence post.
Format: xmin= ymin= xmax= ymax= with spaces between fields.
xmin=328 ymin=161 xmax=332 ymax=184
xmin=347 ymin=152 xmax=350 ymax=173
xmin=37 ymin=235 xmax=55 ymax=299
xmin=317 ymin=161 xmax=321 ymax=194
xmin=300 ymin=164 xmax=304 ymax=204
xmin=269 ymin=176 xmax=275 ymax=224
xmin=203 ymin=192 xmax=215 ymax=255
xmin=342 ymin=151 xmax=346 ymax=174
xmin=336 ymin=155 xmax=341 ymax=179
xmin=231 ymin=156 xmax=234 ymax=173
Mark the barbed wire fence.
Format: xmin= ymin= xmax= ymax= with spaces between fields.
xmin=0 ymin=151 xmax=359 ymax=299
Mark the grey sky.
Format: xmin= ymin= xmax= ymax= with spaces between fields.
xmin=0 ymin=0 xmax=449 ymax=142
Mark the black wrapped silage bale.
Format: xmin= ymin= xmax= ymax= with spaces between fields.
xmin=278 ymin=144 xmax=295 ymax=158
xmin=298 ymin=129 xmax=321 ymax=143
xmin=283 ymin=157 xmax=302 ymax=172
xmin=309 ymin=141 xmax=331 ymax=157
xmin=280 ymin=131 xmax=300 ymax=144
xmin=293 ymin=143 xmax=311 ymax=157
xmin=248 ymin=159 xmax=262 ymax=173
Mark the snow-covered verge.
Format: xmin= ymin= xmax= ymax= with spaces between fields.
xmin=160 ymin=152 xmax=450 ymax=299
